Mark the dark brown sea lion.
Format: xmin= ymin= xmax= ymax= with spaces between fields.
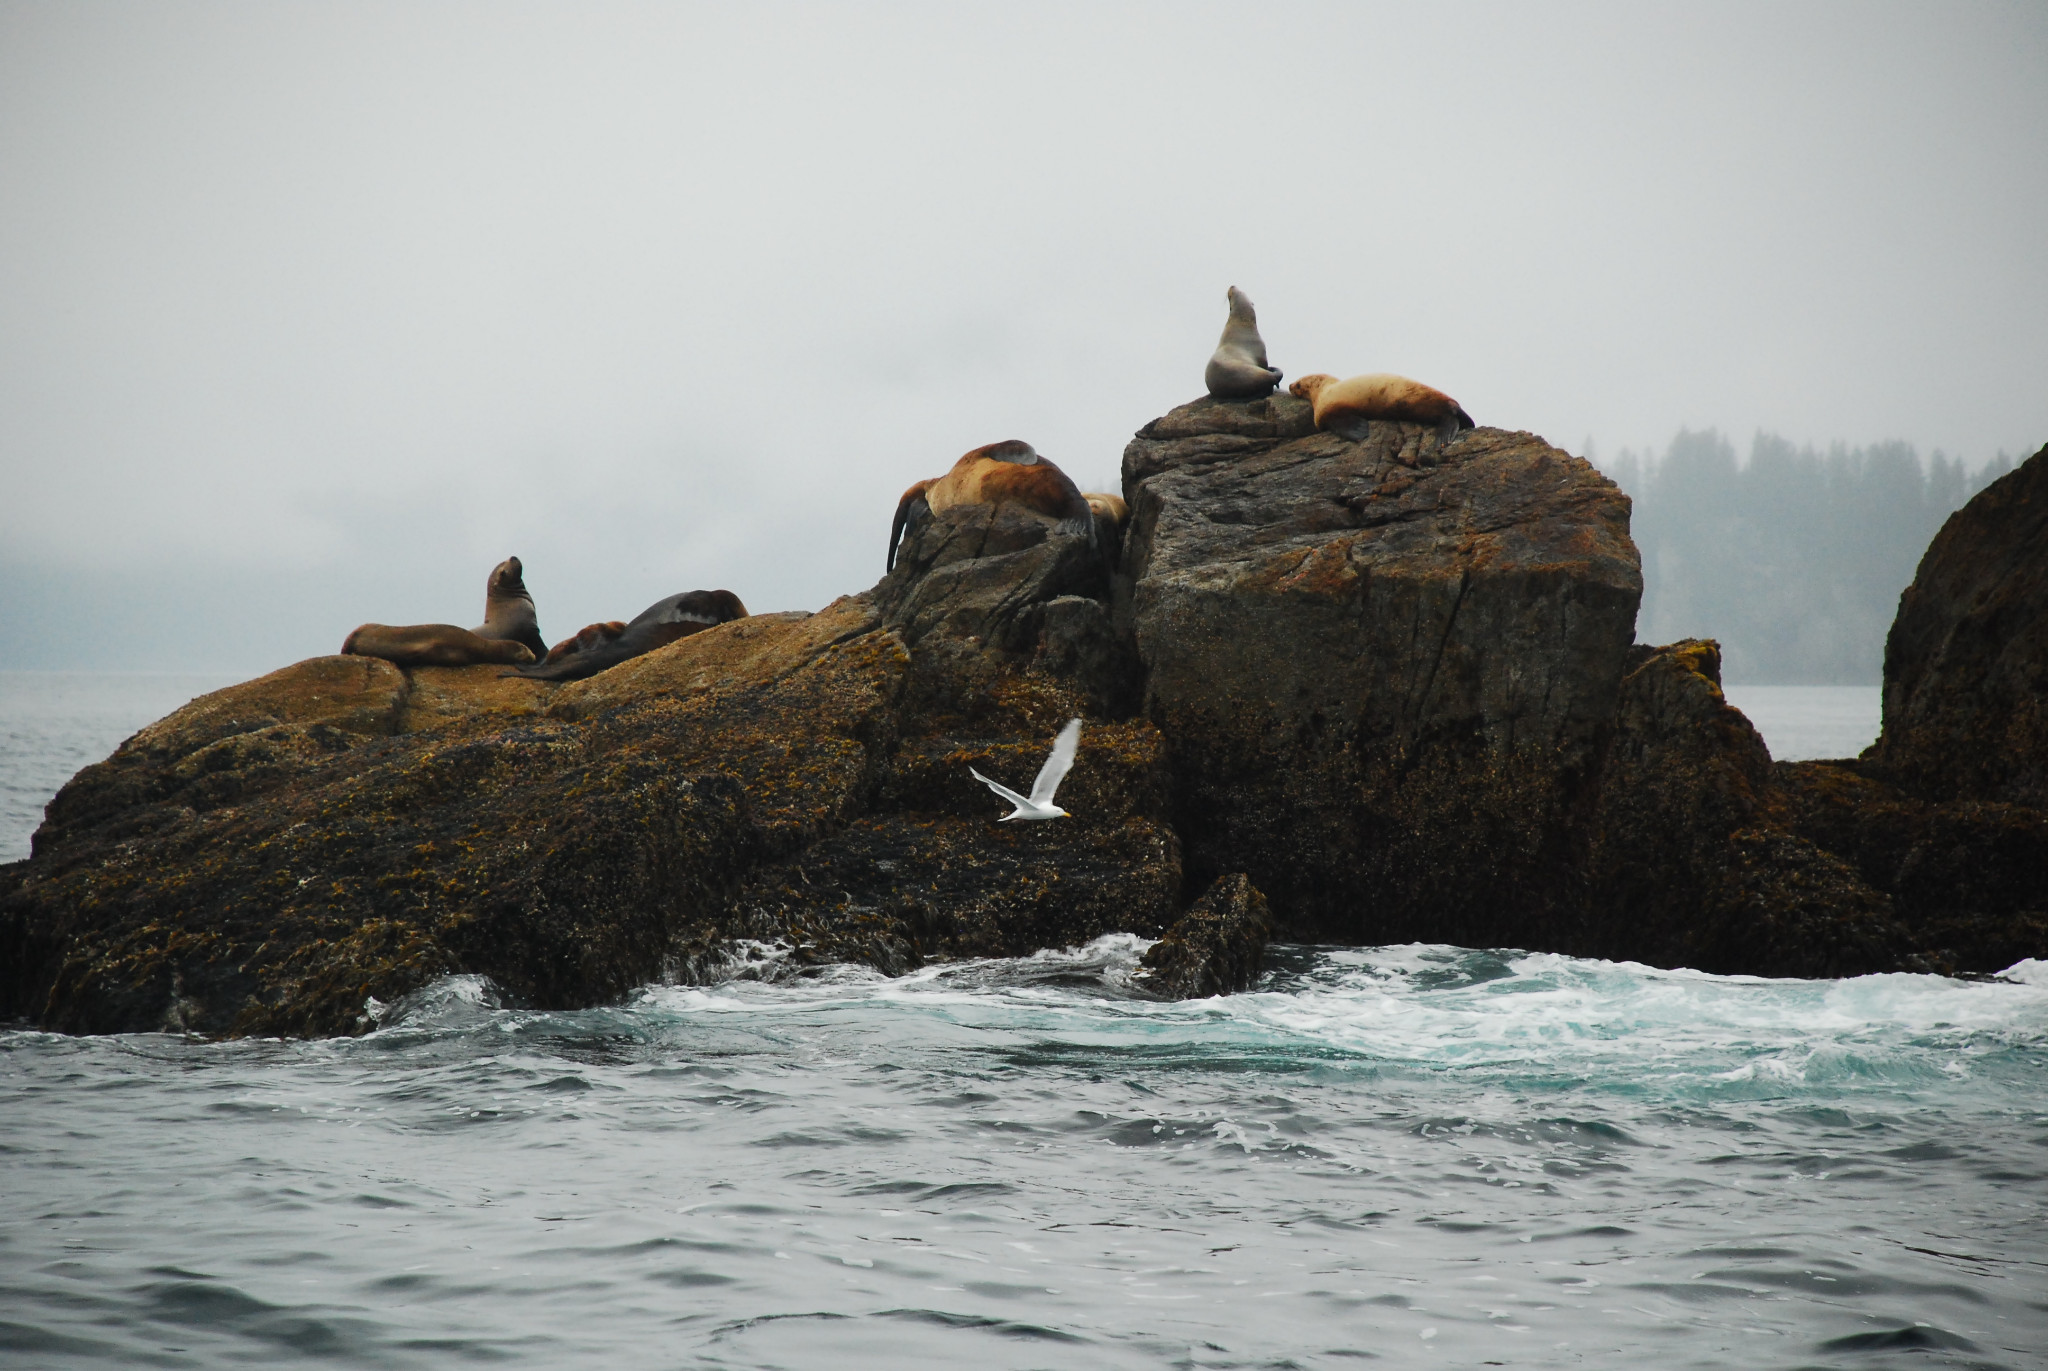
xmin=886 ymin=440 xmax=1092 ymax=571
xmin=539 ymin=620 xmax=628 ymax=665
xmin=512 ymin=590 xmax=748 ymax=682
xmin=1204 ymin=286 xmax=1283 ymax=400
xmin=342 ymin=554 xmax=545 ymax=667
xmin=1288 ymin=372 xmax=1475 ymax=444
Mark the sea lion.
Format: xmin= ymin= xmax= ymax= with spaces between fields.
xmin=475 ymin=555 xmax=546 ymax=660
xmin=1204 ymin=286 xmax=1283 ymax=400
xmin=1288 ymin=372 xmax=1475 ymax=443
xmin=1084 ymin=491 xmax=1129 ymax=564
xmin=341 ymin=553 xmax=546 ymax=667
xmin=538 ymin=619 xmax=628 ymax=665
xmin=512 ymin=590 xmax=748 ymax=682
xmin=341 ymin=623 xmax=534 ymax=667
xmin=886 ymin=440 xmax=1092 ymax=571
xmin=1083 ymin=491 xmax=1126 ymax=528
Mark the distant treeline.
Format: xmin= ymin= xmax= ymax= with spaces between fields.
xmin=1598 ymin=432 xmax=2018 ymax=684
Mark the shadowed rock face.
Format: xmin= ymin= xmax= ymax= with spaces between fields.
xmin=1585 ymin=640 xmax=1911 ymax=978
xmin=1873 ymin=442 xmax=2048 ymax=806
xmin=1119 ymin=393 xmax=1642 ymax=946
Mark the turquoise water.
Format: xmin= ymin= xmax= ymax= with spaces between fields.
xmin=3 ymin=943 xmax=2044 ymax=1369
xmin=4 ymin=676 xmax=2044 ymax=1368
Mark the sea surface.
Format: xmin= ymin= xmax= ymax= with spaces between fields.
xmin=6 ymin=675 xmax=2045 ymax=1370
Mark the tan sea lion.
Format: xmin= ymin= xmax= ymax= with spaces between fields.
xmin=1084 ymin=491 xmax=1129 ymax=563
xmin=1204 ymin=286 xmax=1283 ymax=400
xmin=512 ymin=590 xmax=747 ymax=682
xmin=342 ymin=553 xmax=547 ymax=667
xmin=886 ymin=440 xmax=1092 ymax=570
xmin=1288 ymin=372 xmax=1475 ymax=443
xmin=476 ymin=555 xmax=546 ymax=660
xmin=1083 ymin=491 xmax=1126 ymax=528
xmin=341 ymin=623 xmax=535 ymax=667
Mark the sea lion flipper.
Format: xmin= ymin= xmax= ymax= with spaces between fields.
xmin=888 ymin=479 xmax=935 ymax=572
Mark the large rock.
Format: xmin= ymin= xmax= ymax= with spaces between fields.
xmin=1119 ymin=394 xmax=1642 ymax=945
xmin=1 ymin=540 xmax=1183 ymax=1035
xmin=1871 ymin=442 xmax=2048 ymax=806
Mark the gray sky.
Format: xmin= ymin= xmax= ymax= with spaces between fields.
xmin=3 ymin=1 xmax=2044 ymax=670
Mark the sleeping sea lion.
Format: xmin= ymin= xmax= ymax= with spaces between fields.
xmin=1288 ymin=372 xmax=1475 ymax=443
xmin=1084 ymin=491 xmax=1129 ymax=564
xmin=342 ymin=553 xmax=546 ymax=667
xmin=886 ymin=440 xmax=1092 ymax=571
xmin=475 ymin=555 xmax=546 ymax=659
xmin=538 ymin=619 xmax=628 ymax=665
xmin=512 ymin=590 xmax=748 ymax=682
xmin=341 ymin=623 xmax=534 ymax=667
xmin=1083 ymin=492 xmax=1127 ymax=528
xmin=1204 ymin=287 xmax=1283 ymax=400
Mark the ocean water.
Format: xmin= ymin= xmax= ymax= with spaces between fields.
xmin=0 ymin=673 xmax=241 ymax=863
xmin=1721 ymin=686 xmax=1883 ymax=763
xmin=6 ymin=677 xmax=2044 ymax=1369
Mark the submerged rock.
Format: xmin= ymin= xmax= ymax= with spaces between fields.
xmin=1133 ymin=873 xmax=1273 ymax=1000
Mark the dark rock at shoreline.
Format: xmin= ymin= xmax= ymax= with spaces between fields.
xmin=1118 ymin=394 xmax=1641 ymax=947
xmin=1770 ymin=760 xmax=2048 ymax=975
xmin=1585 ymin=639 xmax=1911 ymax=977
xmin=1134 ymin=873 xmax=1273 ymax=999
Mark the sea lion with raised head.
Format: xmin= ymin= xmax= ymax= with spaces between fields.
xmin=512 ymin=590 xmax=748 ymax=682
xmin=1204 ymin=286 xmax=1283 ymax=400
xmin=1288 ymin=372 xmax=1475 ymax=443
xmin=341 ymin=553 xmax=546 ymax=667
xmin=475 ymin=555 xmax=546 ymax=660
xmin=886 ymin=440 xmax=1093 ymax=571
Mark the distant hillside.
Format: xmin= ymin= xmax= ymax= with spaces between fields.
xmin=1599 ymin=431 xmax=2017 ymax=683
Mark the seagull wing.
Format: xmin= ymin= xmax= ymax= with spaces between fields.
xmin=970 ymin=767 xmax=1032 ymax=811
xmin=1029 ymin=718 xmax=1083 ymax=805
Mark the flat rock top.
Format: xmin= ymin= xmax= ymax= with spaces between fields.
xmin=1124 ymin=397 xmax=1636 ymax=591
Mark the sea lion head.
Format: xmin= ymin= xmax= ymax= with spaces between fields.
xmin=1289 ymin=374 xmax=1337 ymax=404
xmin=1226 ymin=285 xmax=1257 ymax=324
xmin=487 ymin=555 xmax=532 ymax=603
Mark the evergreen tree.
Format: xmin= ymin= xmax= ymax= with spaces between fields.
xmin=1602 ymin=431 xmax=2008 ymax=682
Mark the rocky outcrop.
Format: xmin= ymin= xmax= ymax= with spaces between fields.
xmin=1871 ymin=442 xmax=2048 ymax=806
xmin=1 ymin=575 xmax=1183 ymax=1035
xmin=1119 ymin=393 xmax=1641 ymax=947
xmin=1585 ymin=640 xmax=1910 ymax=977
xmin=1134 ymin=873 xmax=1273 ymax=999
xmin=6 ymin=405 xmax=2041 ymax=1038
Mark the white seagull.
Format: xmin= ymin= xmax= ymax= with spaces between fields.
xmin=971 ymin=718 xmax=1082 ymax=822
